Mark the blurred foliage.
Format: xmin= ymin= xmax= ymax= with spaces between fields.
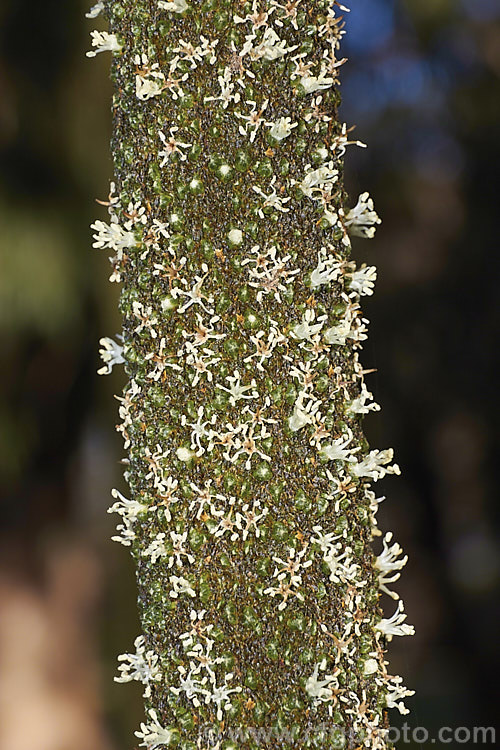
xmin=0 ymin=1 xmax=498 ymax=749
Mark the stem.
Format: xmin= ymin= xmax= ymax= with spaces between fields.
xmin=89 ymin=1 xmax=414 ymax=748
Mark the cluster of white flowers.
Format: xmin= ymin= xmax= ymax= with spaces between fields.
xmin=90 ymin=218 xmax=136 ymax=265
xmin=345 ymin=192 xmax=382 ymax=238
xmin=319 ymin=428 xmax=360 ymax=463
xmin=86 ymin=30 xmax=122 ymax=58
xmin=176 ymin=389 xmax=274 ymax=470
xmin=297 ymin=161 xmax=339 ymax=200
xmin=264 ymin=545 xmax=313 ymax=610
xmin=173 ymin=35 xmax=219 ymax=69
xmin=383 ymin=674 xmax=416 ymax=715
xmin=305 ymin=659 xmax=339 ymax=706
xmin=134 ymin=54 xmax=166 ymax=100
xmin=171 ymin=618 xmax=242 ymax=720
xmin=204 ymin=66 xmax=243 ymax=108
xmin=135 ymin=708 xmax=177 ymax=749
xmin=288 ymin=391 xmax=321 ymax=433
xmin=266 ymin=116 xmax=298 ymax=141
xmin=240 ymin=26 xmax=298 ymax=62
xmin=291 ymin=308 xmax=328 ymax=342
xmin=299 ymin=69 xmax=335 ymax=94
xmin=241 ymin=244 xmax=300 ymax=302
xmin=351 ymin=449 xmax=401 ymax=481
xmin=169 ymin=574 xmax=196 ymax=598
xmin=143 ymin=529 xmax=195 ymax=568
xmin=107 ymin=488 xmax=147 ymax=547
xmin=244 ymin=322 xmax=287 ymax=371
xmin=348 ymin=264 xmax=377 ymax=296
xmin=97 ymin=336 xmax=124 ymax=375
xmin=375 ymin=601 xmax=415 ymax=641
xmin=311 ymin=526 xmax=360 ymax=584
xmin=347 ymin=383 xmax=381 ymax=415
xmin=375 ymin=532 xmax=408 ymax=599
xmin=310 ymin=247 xmax=342 ymax=289
xmin=208 ymin=497 xmax=269 ymax=543
xmin=115 ymin=635 xmax=162 ymax=698
xmin=115 ymin=378 xmax=141 ymax=450
xmin=252 ymin=175 xmax=291 ymax=216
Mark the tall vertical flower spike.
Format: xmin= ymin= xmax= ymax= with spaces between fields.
xmin=88 ymin=1 xmax=414 ymax=747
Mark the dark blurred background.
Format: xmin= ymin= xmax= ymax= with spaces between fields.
xmin=0 ymin=1 xmax=498 ymax=748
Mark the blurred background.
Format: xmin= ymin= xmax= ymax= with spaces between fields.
xmin=0 ymin=1 xmax=498 ymax=748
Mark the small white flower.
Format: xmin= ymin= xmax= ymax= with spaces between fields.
xmin=235 ymin=500 xmax=268 ymax=541
xmin=185 ymin=345 xmax=221 ymax=387
xmin=108 ymin=488 xmax=146 ymax=521
xmin=345 ymin=192 xmax=381 ymax=238
xmin=91 ymin=219 xmax=136 ymax=253
xmin=236 ymin=98 xmax=269 ymax=142
xmin=210 ymin=500 xmax=239 ymax=541
xmin=86 ymin=30 xmax=122 ymax=58
xmin=229 ymin=423 xmax=271 ymax=470
xmin=134 ymin=53 xmax=165 ymax=101
xmin=216 ymin=370 xmax=258 ymax=406
xmin=305 ymin=660 xmax=339 ymax=703
xmin=264 ymin=546 xmax=312 ymax=610
xmin=320 ymin=431 xmax=358 ymax=463
xmin=85 ymin=1 xmax=104 ymax=18
xmin=310 ymin=248 xmax=341 ymax=288
xmin=158 ymin=127 xmax=192 ymax=165
xmin=169 ymin=530 xmax=195 ymax=568
xmin=266 ymin=116 xmax=298 ymax=141
xmin=297 ymin=162 xmax=338 ymax=199
xmin=169 ymin=575 xmax=196 ymax=598
xmin=108 ymin=489 xmax=146 ymax=547
xmin=158 ymin=0 xmax=188 ymax=12
xmin=299 ymin=71 xmax=335 ymax=94
xmin=202 ymin=676 xmax=243 ymax=721
xmin=252 ymin=175 xmax=291 ymax=216
xmin=348 ymin=265 xmax=377 ymax=296
xmin=347 ymin=384 xmax=381 ymax=415
xmin=375 ymin=532 xmax=408 ymax=599
xmin=375 ymin=600 xmax=415 ymax=641
xmin=242 ymin=27 xmax=297 ymax=62
xmin=351 ymin=449 xmax=401 ymax=481
xmin=243 ymin=323 xmax=286 ymax=371
xmin=115 ymin=636 xmax=162 ymax=698
xmin=241 ymin=243 xmax=299 ymax=302
xmin=188 ymin=480 xmax=226 ymax=520
xmin=143 ymin=533 xmax=168 ymax=563
xmin=323 ymin=317 xmax=351 ymax=345
xmin=170 ymin=664 xmax=206 ymax=706
xmin=291 ymin=309 xmax=328 ymax=341
xmin=288 ymin=393 xmax=321 ymax=432
xmin=135 ymin=708 xmax=177 ymax=749
xmin=311 ymin=526 xmax=359 ymax=584
xmin=172 ymin=270 xmax=214 ymax=314
xmin=97 ymin=336 xmax=124 ymax=375
xmin=136 ymin=73 xmax=165 ymax=100
xmin=204 ymin=66 xmax=242 ymax=109
xmin=385 ymin=675 xmax=415 ymax=715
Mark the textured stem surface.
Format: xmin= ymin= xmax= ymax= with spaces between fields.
xmin=89 ymin=1 xmax=414 ymax=748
